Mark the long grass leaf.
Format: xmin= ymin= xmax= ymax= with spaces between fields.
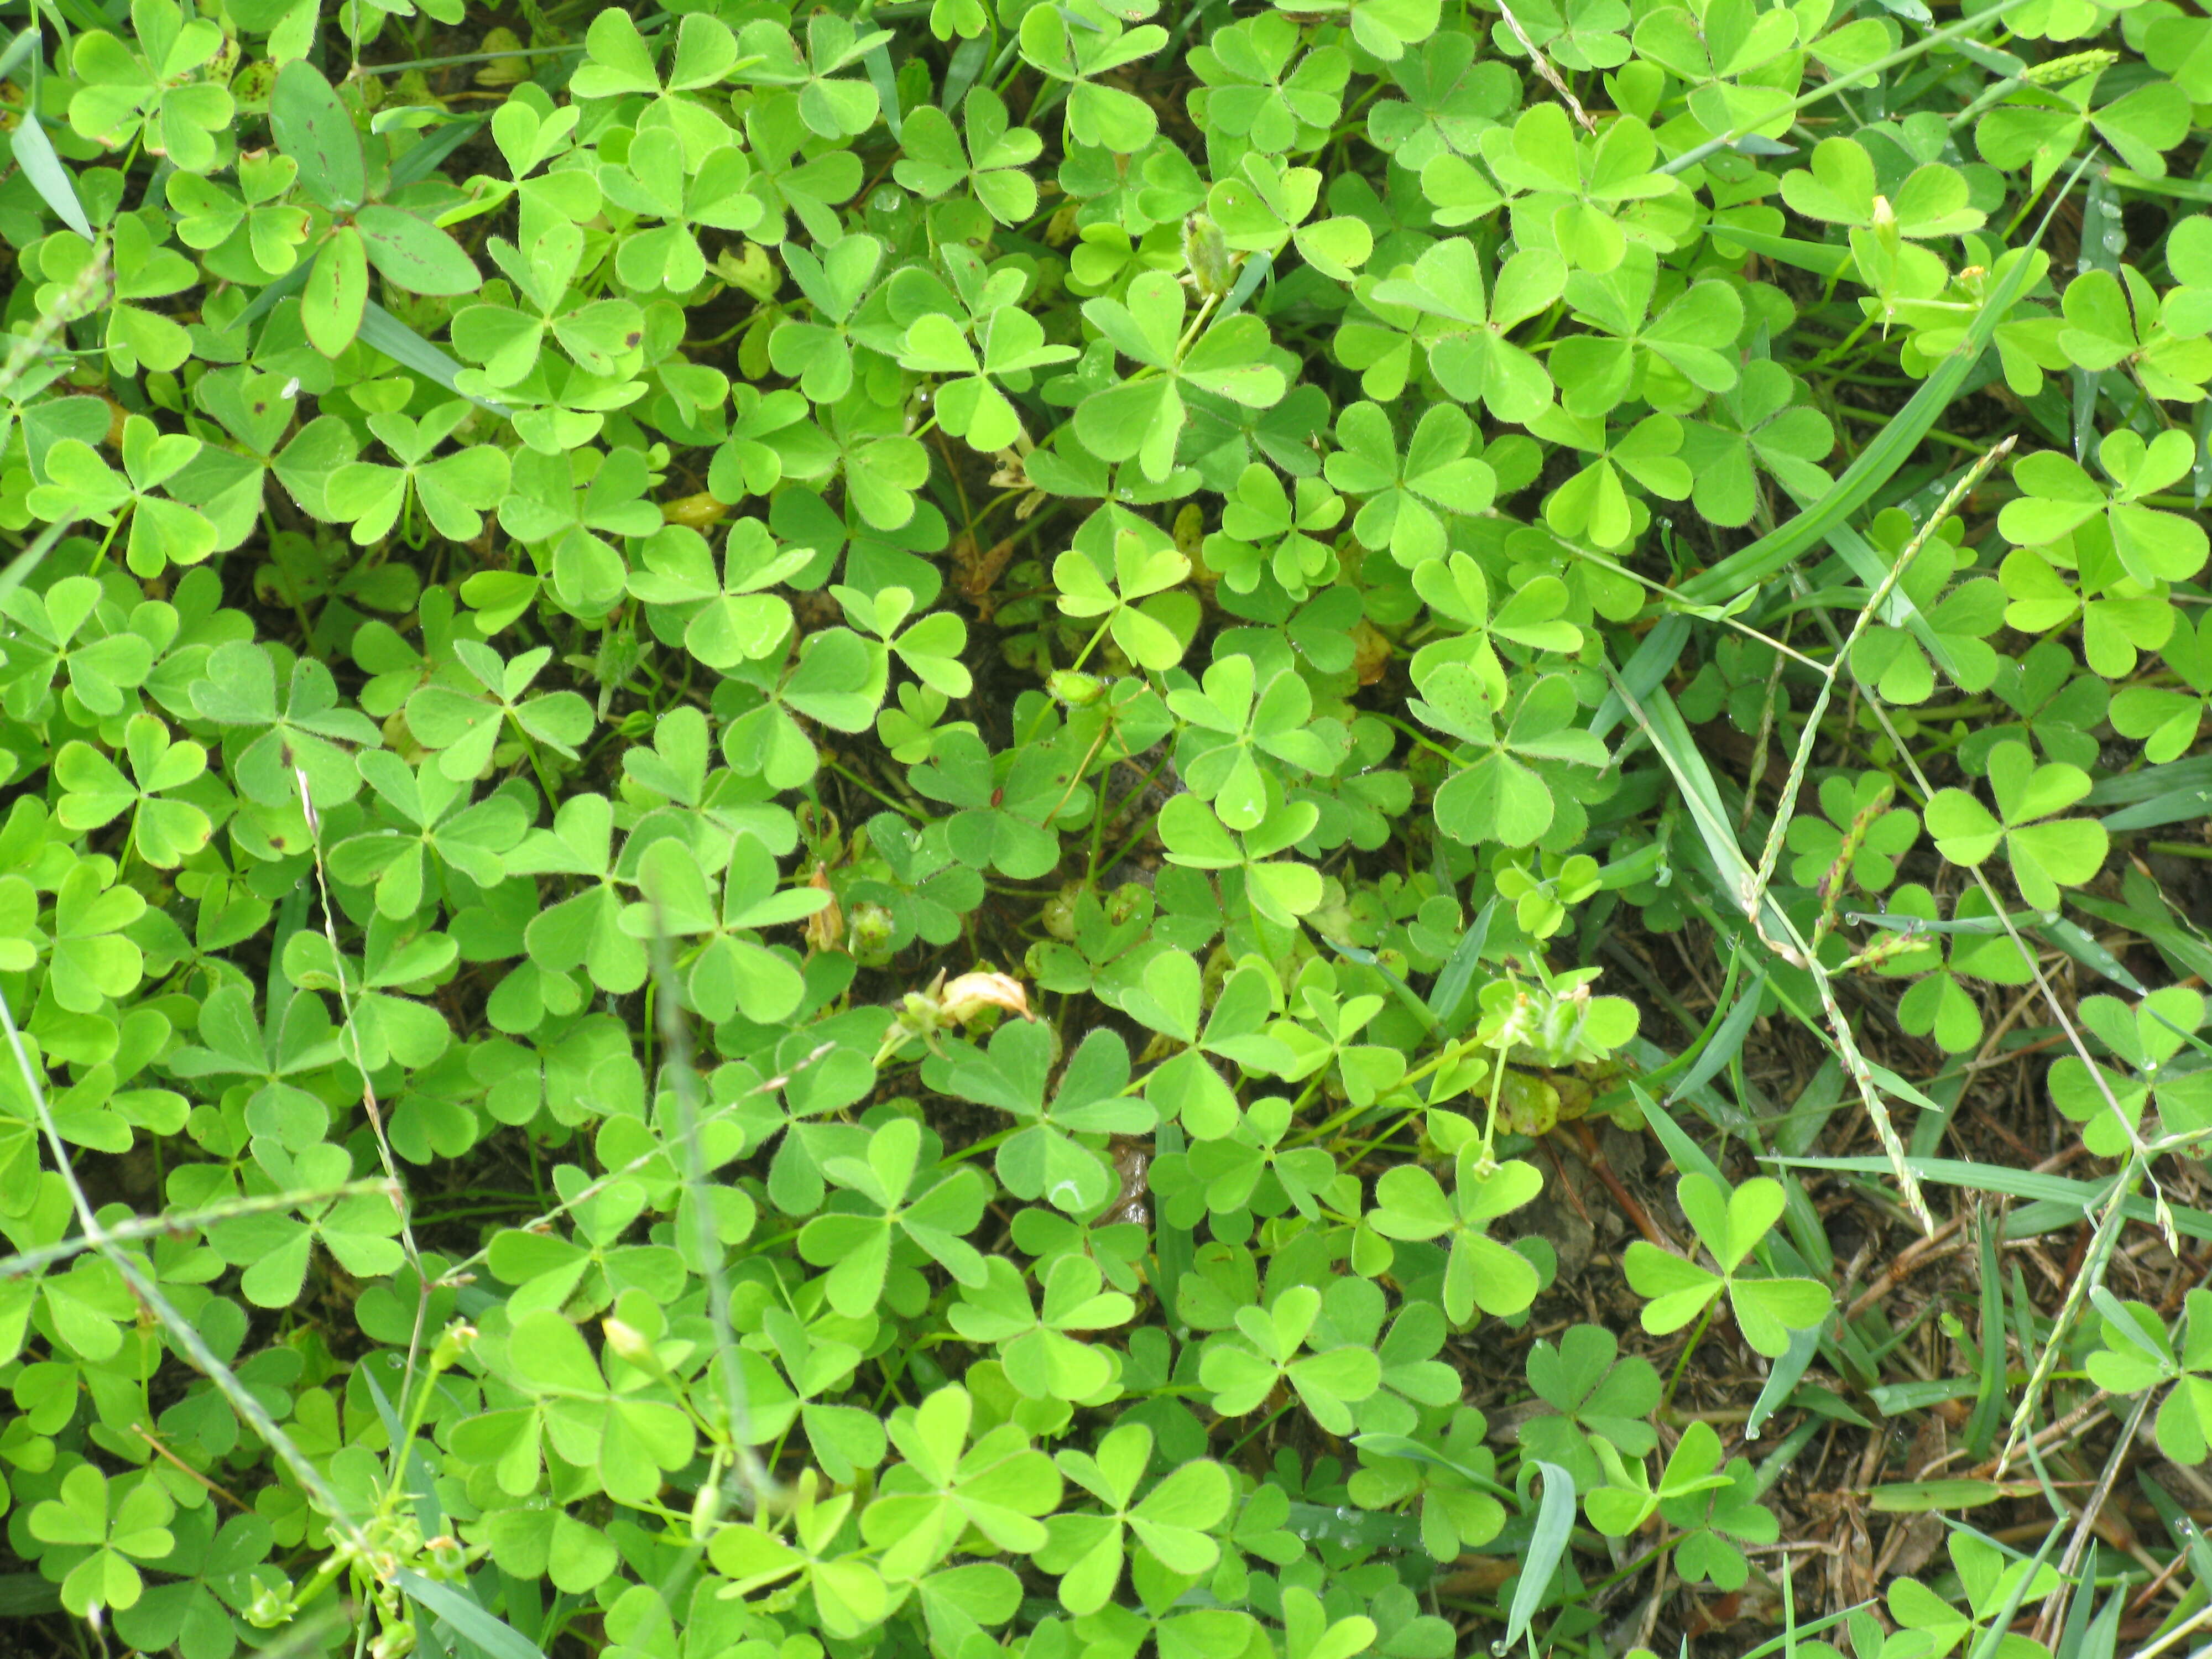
xmin=1675 ymin=152 xmax=2092 ymax=606
xmin=391 ymin=1568 xmax=550 ymax=1659
xmin=1668 ymin=969 xmax=1765 ymax=1105
xmin=1352 ymin=1433 xmax=1517 ymax=1500
xmin=0 ymin=27 xmax=39 ymax=85
xmin=0 ymin=1573 xmax=61 ymax=1615
xmin=234 ymin=263 xmax=312 ymax=333
xmin=1746 ymin=1326 xmax=1819 ymax=1440
xmin=2100 ymin=787 xmax=2212 ymax=833
xmin=12 ymin=111 xmax=91 ymax=240
xmin=1965 ymin=1204 xmax=2006 ymax=1457
xmin=2104 ymin=163 xmax=2212 ymax=202
xmin=1598 ymin=672 xmax=1799 ymax=962
xmin=389 ymin=115 xmax=487 ymax=186
xmin=1607 ymin=672 xmax=1933 ymax=1227
xmin=1777 ymin=1154 xmax=2212 ymax=1241
xmin=2057 ymin=1584 xmax=2125 ymax=1659
xmin=359 ymin=301 xmax=513 ymax=416
xmin=1807 ymin=508 xmax=1974 ymax=688
xmin=1963 ymin=1527 xmax=2063 ymax=1659
xmin=2032 ymin=916 xmax=2146 ymax=993
xmin=0 ymin=517 xmax=74 ymax=608
xmin=1427 ymin=894 xmax=1494 ymax=1034
xmin=1282 ymin=1501 xmax=1422 ymax=1550
xmin=1154 ymin=1119 xmax=1196 ymax=1332
xmin=1630 ymin=1084 xmax=1728 ymax=1191
xmin=1589 ymin=613 xmax=1689 ymax=742
xmin=861 ymin=38 xmax=903 ymax=139
xmin=1710 ymin=226 xmax=1853 ymax=279
xmin=2084 ymin=753 xmax=2212 ymax=809
xmin=639 ymin=895 xmax=770 ymax=1515
xmin=2072 ymin=892 xmax=2212 ymax=984
xmin=1503 ymin=1462 xmax=1577 ymax=1655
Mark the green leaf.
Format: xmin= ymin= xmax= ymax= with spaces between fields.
xmin=270 ymin=58 xmax=364 ymax=212
xmin=303 ymin=227 xmax=369 ymax=358
xmin=14 ymin=112 xmax=93 ymax=241
xmin=353 ymin=205 xmax=482 ymax=296
xmin=1926 ymin=740 xmax=2107 ymax=908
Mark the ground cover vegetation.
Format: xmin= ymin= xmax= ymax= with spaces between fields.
xmin=3 ymin=0 xmax=2212 ymax=1652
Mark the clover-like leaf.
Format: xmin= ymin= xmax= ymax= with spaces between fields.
xmin=1923 ymin=740 xmax=2107 ymax=910
xmin=1369 ymin=1152 xmax=1543 ymax=1324
xmin=1624 ymin=1173 xmax=1832 ymax=1358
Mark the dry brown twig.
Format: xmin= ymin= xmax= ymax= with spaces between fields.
xmin=1844 ymin=1212 xmax=1969 ymax=1319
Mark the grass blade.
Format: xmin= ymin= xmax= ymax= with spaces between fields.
xmin=1427 ymin=894 xmax=1495 ymax=1035
xmin=1805 ymin=508 xmax=1978 ymax=690
xmin=1589 ymin=613 xmax=1689 ymax=742
xmin=1674 ymin=152 xmax=2091 ymax=606
xmin=12 ymin=111 xmax=91 ymax=240
xmin=1667 ymin=968 xmax=1764 ymax=1106
xmin=0 ymin=27 xmax=39 ymax=87
xmin=1746 ymin=1325 xmax=1819 ymax=1440
xmin=1154 ymin=1119 xmax=1195 ymax=1333
xmin=390 ymin=1567 xmax=549 ymax=1659
xmin=389 ymin=115 xmax=487 ymax=186
xmin=1502 ymin=1462 xmax=1577 ymax=1656
xmin=0 ymin=1573 xmax=61 ymax=1615
xmin=2072 ymin=891 xmax=2212 ymax=984
xmin=0 ymin=517 xmax=74 ymax=609
xmin=1282 ymin=1501 xmax=1422 ymax=1550
xmin=1708 ymin=226 xmax=1852 ymax=279
xmin=1965 ymin=1203 xmax=2006 ymax=1458
xmin=861 ymin=38 xmax=902 ymax=140
xmin=1604 ymin=672 xmax=1933 ymax=1228
xmin=1631 ymin=1083 xmax=1728 ymax=1191
xmin=1778 ymin=1154 xmax=2212 ymax=1240
xmin=639 ymin=894 xmax=771 ymax=1516
xmin=359 ymin=301 xmax=512 ymax=416
xmin=234 ymin=262 xmax=311 ymax=333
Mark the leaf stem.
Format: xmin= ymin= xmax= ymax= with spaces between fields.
xmin=358 ymin=43 xmax=587 ymax=75
xmin=1660 ymin=1298 xmax=1718 ymax=1417
xmin=1066 ymin=613 xmax=1115 ymax=676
